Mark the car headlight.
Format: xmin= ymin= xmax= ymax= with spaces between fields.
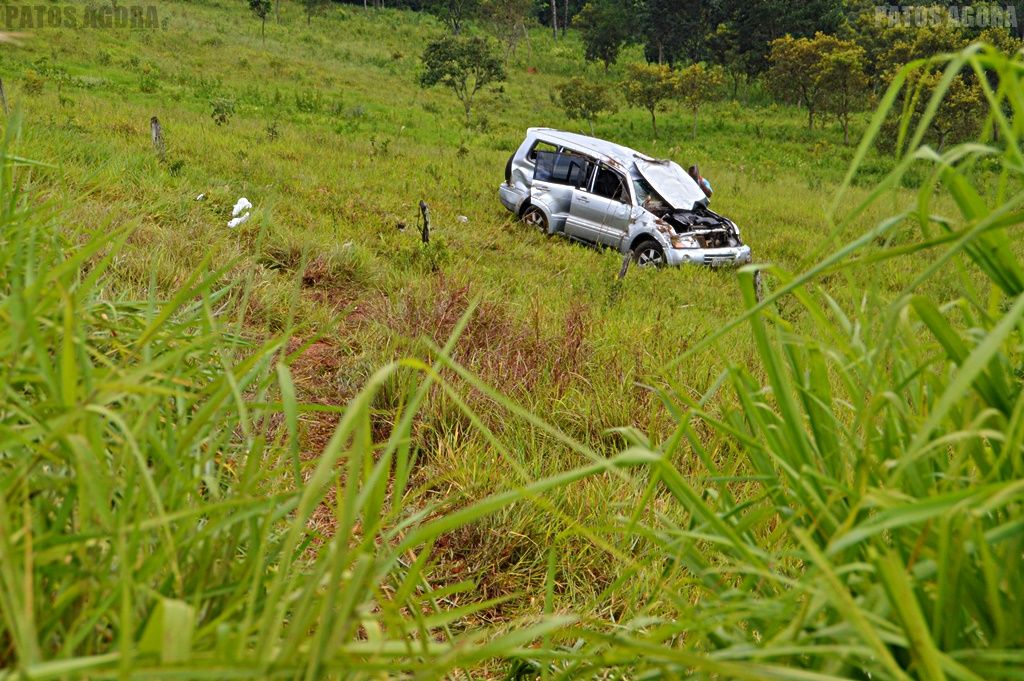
xmin=670 ymin=234 xmax=699 ymax=249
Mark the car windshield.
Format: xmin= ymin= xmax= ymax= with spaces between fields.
xmin=631 ymin=169 xmax=671 ymax=214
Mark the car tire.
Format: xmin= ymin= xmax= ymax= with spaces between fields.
xmin=522 ymin=206 xmax=548 ymax=234
xmin=633 ymin=240 xmax=666 ymax=268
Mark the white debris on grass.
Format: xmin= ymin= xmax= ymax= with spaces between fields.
xmin=195 ymin=193 xmax=206 ymax=201
xmin=227 ymin=213 xmax=251 ymax=228
xmin=457 ymin=215 xmax=469 ymax=223
xmin=228 ymin=197 xmax=252 ymax=228
xmin=232 ymin=197 xmax=252 ymax=216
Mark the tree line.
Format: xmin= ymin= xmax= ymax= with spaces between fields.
xmin=249 ymin=0 xmax=1024 ymax=148
xmin=410 ymin=0 xmax=1022 ymax=149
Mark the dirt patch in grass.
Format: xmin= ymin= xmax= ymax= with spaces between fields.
xmin=380 ymin=274 xmax=590 ymax=396
xmin=432 ymin=522 xmax=545 ymax=623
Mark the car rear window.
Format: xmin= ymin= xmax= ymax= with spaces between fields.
xmin=527 ymin=140 xmax=558 ymax=161
xmin=534 ymin=151 xmax=592 ymax=188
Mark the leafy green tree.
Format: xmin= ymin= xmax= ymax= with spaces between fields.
xmin=707 ymin=22 xmax=755 ymax=98
xmin=301 ymin=0 xmax=329 ymax=24
xmin=574 ymin=0 xmax=635 ymax=71
xmin=817 ymin=44 xmax=869 ymax=145
xmin=976 ymin=26 xmax=1024 ymax=55
xmin=480 ymin=0 xmax=534 ymax=62
xmin=880 ymin=69 xmax=984 ymax=152
xmin=842 ymin=2 xmax=917 ymax=85
xmin=766 ymin=32 xmax=853 ymax=130
xmin=621 ymin=62 xmax=676 ymax=137
xmin=930 ymin=74 xmax=985 ymax=149
xmin=641 ymin=0 xmax=704 ymax=65
xmin=675 ymin=63 xmax=724 ymax=138
xmin=425 ymin=0 xmax=480 ymax=35
xmin=555 ymin=77 xmax=618 ymax=134
xmin=248 ymin=0 xmax=271 ymax=40
xmin=712 ymin=0 xmax=845 ymax=76
xmin=874 ymin=18 xmax=966 ymax=81
xmin=860 ymin=13 xmax=989 ymax=152
xmin=419 ymin=36 xmax=506 ymax=124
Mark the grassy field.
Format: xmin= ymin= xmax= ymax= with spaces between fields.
xmin=2 ymin=0 xmax=1022 ymax=677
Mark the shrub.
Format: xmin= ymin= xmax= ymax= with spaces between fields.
xmin=22 ymin=69 xmax=44 ymax=95
xmin=138 ymin=63 xmax=159 ymax=93
xmin=554 ymin=77 xmax=617 ymax=135
xmin=210 ymin=97 xmax=235 ymax=125
xmin=294 ymin=89 xmax=323 ymax=114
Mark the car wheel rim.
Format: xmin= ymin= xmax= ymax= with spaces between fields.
xmin=524 ymin=209 xmax=545 ymax=231
xmin=637 ymin=248 xmax=663 ymax=267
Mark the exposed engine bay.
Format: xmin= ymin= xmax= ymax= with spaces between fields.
xmin=648 ymin=203 xmax=742 ymax=249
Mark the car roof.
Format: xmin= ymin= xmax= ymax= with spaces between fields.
xmin=526 ymin=128 xmax=646 ymax=172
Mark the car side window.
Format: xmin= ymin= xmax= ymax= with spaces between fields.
xmin=534 ymin=151 xmax=594 ymax=189
xmin=592 ymin=165 xmax=629 ymax=204
xmin=527 ymin=140 xmax=558 ymax=162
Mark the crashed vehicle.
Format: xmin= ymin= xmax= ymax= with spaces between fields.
xmin=499 ymin=128 xmax=751 ymax=267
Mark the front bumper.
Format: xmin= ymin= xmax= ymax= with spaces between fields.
xmin=666 ymin=245 xmax=752 ymax=268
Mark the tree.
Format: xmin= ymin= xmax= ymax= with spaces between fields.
xmin=302 ymin=0 xmax=329 ymax=24
xmin=930 ymin=74 xmax=984 ymax=150
xmin=555 ymin=77 xmax=618 ymax=134
xmin=881 ymin=70 xmax=983 ymax=152
xmin=712 ymin=0 xmax=845 ymax=76
xmin=621 ymin=62 xmax=676 ymax=137
xmin=574 ymin=0 xmax=634 ymax=71
xmin=874 ymin=18 xmax=966 ymax=82
xmin=480 ymin=0 xmax=534 ymax=62
xmin=641 ymin=0 xmax=704 ymax=66
xmin=425 ymin=0 xmax=480 ymax=35
xmin=419 ymin=36 xmax=506 ymax=124
xmin=249 ymin=0 xmax=271 ymax=40
xmin=817 ymin=45 xmax=869 ymax=145
xmin=675 ymin=62 xmax=724 ymax=138
xmin=708 ymin=22 xmax=754 ymax=98
xmin=766 ymin=32 xmax=852 ymax=130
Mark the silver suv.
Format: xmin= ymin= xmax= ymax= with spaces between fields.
xmin=499 ymin=128 xmax=752 ymax=267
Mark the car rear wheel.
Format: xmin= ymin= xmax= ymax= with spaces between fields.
xmin=633 ymin=240 xmax=666 ymax=268
xmin=522 ymin=206 xmax=548 ymax=234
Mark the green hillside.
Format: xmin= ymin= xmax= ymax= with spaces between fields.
xmin=1 ymin=0 xmax=1023 ymax=678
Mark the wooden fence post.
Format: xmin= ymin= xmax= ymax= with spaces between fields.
xmin=617 ymin=252 xmax=631 ymax=280
xmin=419 ymin=201 xmax=430 ymax=244
xmin=150 ymin=116 xmax=165 ymax=162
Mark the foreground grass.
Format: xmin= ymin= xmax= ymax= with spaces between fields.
xmin=2 ymin=1 xmax=1023 ymax=678
xmin=1 ymin=0 xmax=920 ymax=620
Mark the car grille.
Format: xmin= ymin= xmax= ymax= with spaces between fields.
xmin=703 ymin=254 xmax=735 ymax=266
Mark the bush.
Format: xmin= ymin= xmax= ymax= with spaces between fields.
xmin=138 ymin=63 xmax=159 ymax=93
xmin=22 ymin=69 xmax=45 ymax=96
xmin=210 ymin=97 xmax=235 ymax=125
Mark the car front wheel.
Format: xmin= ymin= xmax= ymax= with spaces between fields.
xmin=522 ymin=206 xmax=548 ymax=234
xmin=633 ymin=240 xmax=666 ymax=268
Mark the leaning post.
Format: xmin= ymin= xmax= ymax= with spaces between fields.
xmin=419 ymin=201 xmax=430 ymax=244
xmin=151 ymin=116 xmax=165 ymax=162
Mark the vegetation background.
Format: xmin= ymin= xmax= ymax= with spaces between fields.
xmin=0 ymin=0 xmax=1022 ymax=678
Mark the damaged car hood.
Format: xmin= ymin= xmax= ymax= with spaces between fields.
xmin=634 ymin=158 xmax=708 ymax=211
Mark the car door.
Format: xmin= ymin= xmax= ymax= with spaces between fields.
xmin=565 ymin=183 xmax=613 ymax=245
xmin=531 ymin=150 xmax=592 ymax=234
xmin=582 ymin=164 xmax=633 ymax=249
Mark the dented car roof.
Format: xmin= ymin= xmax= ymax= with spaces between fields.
xmin=527 ymin=128 xmax=707 ymax=211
